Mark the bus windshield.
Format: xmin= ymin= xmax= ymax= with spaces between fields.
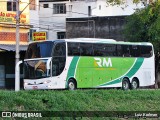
xmin=23 ymin=58 xmax=51 ymax=79
xmin=25 ymin=41 xmax=54 ymax=59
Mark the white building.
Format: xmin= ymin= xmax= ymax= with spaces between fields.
xmin=39 ymin=0 xmax=147 ymax=40
xmin=29 ymin=0 xmax=40 ymax=40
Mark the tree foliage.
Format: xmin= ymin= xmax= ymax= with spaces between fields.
xmin=106 ymin=0 xmax=143 ymax=6
xmin=124 ymin=1 xmax=160 ymax=86
xmin=124 ymin=1 xmax=160 ymax=53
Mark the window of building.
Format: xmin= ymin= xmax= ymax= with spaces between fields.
xmin=29 ymin=29 xmax=36 ymax=41
xmin=99 ymin=5 xmax=101 ymax=10
xmin=7 ymin=1 xmax=16 ymax=11
xmin=88 ymin=6 xmax=91 ymax=16
xmin=53 ymin=4 xmax=66 ymax=14
xmin=29 ymin=0 xmax=36 ymax=10
xmin=43 ymin=4 xmax=48 ymax=8
xmin=68 ymin=5 xmax=72 ymax=16
xmin=57 ymin=32 xmax=66 ymax=39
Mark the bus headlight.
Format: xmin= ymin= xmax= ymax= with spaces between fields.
xmin=24 ymin=82 xmax=28 ymax=85
xmin=43 ymin=80 xmax=51 ymax=84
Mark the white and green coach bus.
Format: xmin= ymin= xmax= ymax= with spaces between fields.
xmin=23 ymin=38 xmax=155 ymax=90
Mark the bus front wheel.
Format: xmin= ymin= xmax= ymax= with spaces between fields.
xmin=68 ymin=79 xmax=76 ymax=90
xmin=122 ymin=78 xmax=130 ymax=90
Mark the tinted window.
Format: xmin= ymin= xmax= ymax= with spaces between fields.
xmin=117 ymin=45 xmax=123 ymax=56
xmin=25 ymin=41 xmax=54 ymax=59
xmin=105 ymin=44 xmax=116 ymax=56
xmin=121 ymin=45 xmax=130 ymax=57
xmin=23 ymin=59 xmax=50 ymax=79
xmin=130 ymin=45 xmax=141 ymax=57
xmin=140 ymin=46 xmax=152 ymax=57
xmin=68 ymin=42 xmax=80 ymax=56
xmin=53 ymin=42 xmax=66 ymax=56
xmin=117 ymin=45 xmax=152 ymax=58
xmin=80 ymin=43 xmax=93 ymax=56
xmin=93 ymin=44 xmax=104 ymax=56
xmin=52 ymin=42 xmax=66 ymax=76
xmin=93 ymin=44 xmax=116 ymax=56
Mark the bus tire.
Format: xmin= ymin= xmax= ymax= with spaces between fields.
xmin=68 ymin=79 xmax=77 ymax=90
xmin=131 ymin=78 xmax=139 ymax=89
xmin=122 ymin=78 xmax=130 ymax=90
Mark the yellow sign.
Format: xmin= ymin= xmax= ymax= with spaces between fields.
xmin=0 ymin=11 xmax=27 ymax=23
xmin=32 ymin=32 xmax=47 ymax=41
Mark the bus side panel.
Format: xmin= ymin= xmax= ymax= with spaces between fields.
xmin=96 ymin=57 xmax=136 ymax=88
xmin=67 ymin=56 xmax=154 ymax=88
xmin=132 ymin=57 xmax=155 ymax=87
xmin=75 ymin=57 xmax=135 ymax=88
xmin=75 ymin=57 xmax=93 ymax=88
xmin=66 ymin=56 xmax=79 ymax=87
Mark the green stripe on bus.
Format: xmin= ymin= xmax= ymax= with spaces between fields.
xmin=99 ymin=58 xmax=144 ymax=87
xmin=99 ymin=79 xmax=121 ymax=86
xmin=126 ymin=58 xmax=144 ymax=78
xmin=67 ymin=56 xmax=79 ymax=81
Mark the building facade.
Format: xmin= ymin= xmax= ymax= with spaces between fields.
xmin=66 ymin=16 xmax=127 ymax=41
xmin=0 ymin=0 xmax=30 ymax=88
xmin=29 ymin=0 xmax=40 ymax=40
xmin=39 ymin=0 xmax=147 ymax=40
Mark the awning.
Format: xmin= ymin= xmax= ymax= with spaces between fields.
xmin=0 ymin=41 xmax=28 ymax=51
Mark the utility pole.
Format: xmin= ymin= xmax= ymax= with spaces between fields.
xmin=15 ymin=0 xmax=20 ymax=91
xmin=15 ymin=0 xmax=33 ymax=91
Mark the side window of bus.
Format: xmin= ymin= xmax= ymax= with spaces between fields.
xmin=52 ymin=42 xmax=66 ymax=76
xmin=25 ymin=47 xmax=32 ymax=58
xmin=68 ymin=42 xmax=80 ymax=56
xmin=53 ymin=42 xmax=66 ymax=56
xmin=117 ymin=45 xmax=123 ymax=57
xmin=129 ymin=45 xmax=141 ymax=57
xmin=140 ymin=46 xmax=152 ymax=57
xmin=121 ymin=45 xmax=130 ymax=57
xmin=93 ymin=44 xmax=104 ymax=56
xmin=26 ymin=44 xmax=39 ymax=59
xmin=80 ymin=43 xmax=93 ymax=56
xmin=93 ymin=44 xmax=116 ymax=56
xmin=105 ymin=44 xmax=117 ymax=56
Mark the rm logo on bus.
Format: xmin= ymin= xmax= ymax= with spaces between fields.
xmin=94 ymin=57 xmax=112 ymax=67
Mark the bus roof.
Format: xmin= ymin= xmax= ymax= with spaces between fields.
xmin=64 ymin=38 xmax=116 ymax=43
xmin=28 ymin=38 xmax=153 ymax=46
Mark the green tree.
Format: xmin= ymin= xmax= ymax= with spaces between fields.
xmin=106 ymin=0 xmax=143 ymax=5
xmin=124 ymin=1 xmax=160 ymax=88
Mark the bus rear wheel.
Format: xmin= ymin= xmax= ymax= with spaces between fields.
xmin=68 ymin=79 xmax=76 ymax=90
xmin=122 ymin=78 xmax=130 ymax=90
xmin=131 ymin=78 xmax=139 ymax=89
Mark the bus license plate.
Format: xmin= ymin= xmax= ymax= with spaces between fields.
xmin=33 ymin=86 xmax=38 ymax=89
